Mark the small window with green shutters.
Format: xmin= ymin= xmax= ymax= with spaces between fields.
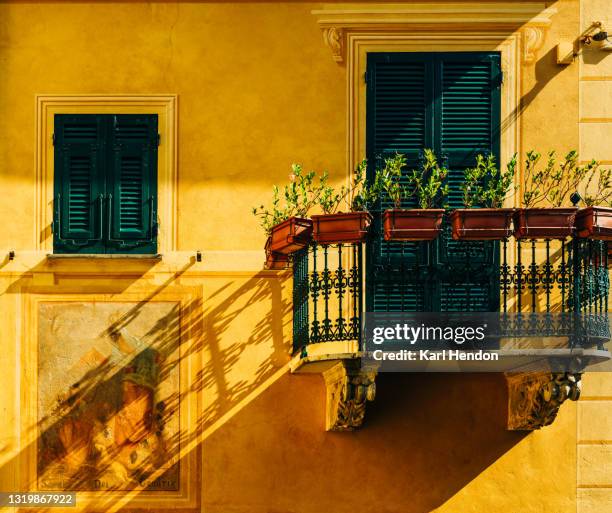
xmin=53 ymin=114 xmax=158 ymax=254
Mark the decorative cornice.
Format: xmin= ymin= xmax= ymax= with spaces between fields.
xmin=505 ymin=372 xmax=582 ymax=431
xmin=312 ymin=2 xmax=557 ymax=64
xmin=323 ymin=361 xmax=377 ymax=431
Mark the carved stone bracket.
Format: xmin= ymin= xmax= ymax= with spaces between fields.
xmin=522 ymin=26 xmax=548 ymax=65
xmin=323 ymin=361 xmax=377 ymax=431
xmin=505 ymin=372 xmax=582 ymax=431
xmin=322 ymin=27 xmax=344 ymax=63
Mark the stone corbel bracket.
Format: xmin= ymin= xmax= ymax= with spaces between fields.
xmin=323 ymin=360 xmax=377 ymax=431
xmin=323 ymin=26 xmax=344 ymax=63
xmin=505 ymin=371 xmax=582 ymax=431
xmin=522 ymin=26 xmax=549 ymax=65
xmin=312 ymin=3 xmax=557 ymax=65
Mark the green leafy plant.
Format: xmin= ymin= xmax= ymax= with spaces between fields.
xmin=253 ymin=160 xmax=384 ymax=235
xmin=377 ymin=153 xmax=407 ymax=208
xmin=576 ymin=160 xmax=612 ymax=207
xmin=284 ymin=163 xmax=319 ymax=216
xmin=461 ymin=154 xmax=517 ymax=208
xmin=317 ymin=170 xmax=344 ymax=214
xmin=522 ymin=150 xmax=600 ymax=208
xmin=252 ymin=185 xmax=290 ymax=236
xmin=522 ymin=150 xmax=552 ymax=208
xmin=312 ymin=159 xmax=382 ymax=214
xmin=376 ymin=150 xmax=449 ymax=209
xmin=252 ymin=163 xmax=319 ymax=235
xmin=545 ymin=151 xmax=590 ymax=207
xmin=408 ymin=149 xmax=449 ymax=209
xmin=351 ymin=159 xmax=381 ymax=212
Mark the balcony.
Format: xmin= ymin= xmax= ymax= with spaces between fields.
xmin=289 ymin=219 xmax=611 ymax=431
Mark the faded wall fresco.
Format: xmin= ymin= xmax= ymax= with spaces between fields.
xmin=37 ymin=302 xmax=180 ymax=491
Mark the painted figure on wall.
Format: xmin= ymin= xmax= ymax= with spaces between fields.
xmin=37 ymin=302 xmax=180 ymax=491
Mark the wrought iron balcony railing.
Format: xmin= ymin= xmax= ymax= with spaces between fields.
xmin=293 ymin=242 xmax=363 ymax=351
xmin=292 ymin=224 xmax=610 ymax=355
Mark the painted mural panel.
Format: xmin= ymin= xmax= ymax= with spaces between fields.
xmin=37 ymin=302 xmax=181 ymax=491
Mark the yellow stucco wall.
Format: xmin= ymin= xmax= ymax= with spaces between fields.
xmin=0 ymin=1 xmax=608 ymax=512
xmin=577 ymin=2 xmax=612 ymax=512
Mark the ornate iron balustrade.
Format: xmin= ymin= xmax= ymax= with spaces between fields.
xmin=292 ymin=230 xmax=610 ymax=354
xmin=502 ymin=238 xmax=609 ymax=315
xmin=292 ymin=243 xmax=363 ymax=353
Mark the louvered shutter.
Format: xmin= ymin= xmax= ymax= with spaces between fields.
xmin=366 ymin=54 xmax=433 ymax=311
xmin=108 ymin=115 xmax=158 ymax=254
xmin=366 ymin=52 xmax=501 ymax=313
xmin=435 ymin=54 xmax=501 ymax=312
xmin=53 ymin=115 xmax=105 ymax=254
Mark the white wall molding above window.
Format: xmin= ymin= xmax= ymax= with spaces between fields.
xmin=35 ymin=95 xmax=178 ymax=253
xmin=312 ymin=2 xmax=557 ymax=65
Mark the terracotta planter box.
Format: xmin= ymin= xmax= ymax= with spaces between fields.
xmin=383 ymin=209 xmax=445 ymax=241
xmin=264 ymin=251 xmax=289 ymax=270
xmin=311 ymin=211 xmax=372 ymax=244
xmin=450 ymin=208 xmax=515 ymax=241
xmin=264 ymin=236 xmax=290 ymax=270
xmin=268 ymin=216 xmax=312 ymax=254
xmin=513 ymin=208 xmax=578 ymax=240
xmin=576 ymin=206 xmax=612 ymax=240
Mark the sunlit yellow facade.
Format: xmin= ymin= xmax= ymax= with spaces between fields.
xmin=0 ymin=1 xmax=611 ymax=512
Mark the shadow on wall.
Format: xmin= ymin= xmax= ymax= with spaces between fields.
xmin=501 ymin=46 xmax=569 ymax=139
xmin=196 ymin=272 xmax=292 ymax=429
xmin=581 ymin=44 xmax=610 ymax=66
xmin=201 ymin=372 xmax=527 ymax=513
xmin=1 ymin=257 xmax=294 ymax=512
xmin=0 ymin=255 xmax=530 ymax=513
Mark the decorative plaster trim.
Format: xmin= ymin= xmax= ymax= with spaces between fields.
xmin=505 ymin=371 xmax=582 ymax=430
xmin=323 ymin=26 xmax=344 ymax=63
xmin=35 ymin=95 xmax=178 ymax=253
xmin=0 ymin=250 xmax=290 ymax=277
xmin=312 ymin=3 xmax=557 ymax=64
xmin=19 ymin=289 xmax=202 ymax=509
xmin=522 ymin=25 xmax=548 ymax=65
xmin=322 ymin=360 xmax=377 ymax=431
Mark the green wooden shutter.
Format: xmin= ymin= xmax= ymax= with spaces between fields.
xmin=366 ymin=54 xmax=433 ymax=311
xmin=108 ymin=115 xmax=158 ymax=254
xmin=53 ymin=115 xmax=105 ymax=254
xmin=435 ymin=54 xmax=501 ymax=312
xmin=366 ymin=52 xmax=501 ymax=313
xmin=436 ymin=55 xmax=501 ymax=207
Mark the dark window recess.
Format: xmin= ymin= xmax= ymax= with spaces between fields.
xmin=53 ymin=114 xmax=158 ymax=254
xmin=366 ymin=52 xmax=502 ymax=312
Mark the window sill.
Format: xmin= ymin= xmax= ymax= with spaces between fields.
xmin=47 ymin=254 xmax=162 ymax=260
